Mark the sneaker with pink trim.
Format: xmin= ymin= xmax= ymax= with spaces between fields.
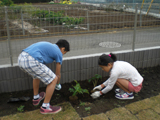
xmin=33 ymin=92 xmax=45 ymax=106
xmin=40 ymin=105 xmax=62 ymax=114
xmin=115 ymin=92 xmax=134 ymax=100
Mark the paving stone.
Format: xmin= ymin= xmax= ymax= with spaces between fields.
xmin=136 ymin=109 xmax=160 ymax=120
xmin=105 ymin=107 xmax=137 ymax=120
xmin=125 ymin=98 xmax=155 ymax=114
xmin=83 ymin=113 xmax=108 ymax=120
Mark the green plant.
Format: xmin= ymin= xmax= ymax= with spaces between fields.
xmin=88 ymin=74 xmax=102 ymax=87
xmin=0 ymin=0 xmax=14 ymax=6
xmin=114 ymin=103 xmax=121 ymax=107
xmin=85 ymin=107 xmax=91 ymax=112
xmin=69 ymin=80 xmax=89 ymax=96
xmin=79 ymin=101 xmax=85 ymax=106
xmin=17 ymin=105 xmax=25 ymax=112
xmin=10 ymin=4 xmax=22 ymax=13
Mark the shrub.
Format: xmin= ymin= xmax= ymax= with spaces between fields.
xmin=0 ymin=0 xmax=14 ymax=6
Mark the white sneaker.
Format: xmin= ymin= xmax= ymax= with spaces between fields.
xmin=55 ymin=84 xmax=61 ymax=90
xmin=115 ymin=92 xmax=134 ymax=100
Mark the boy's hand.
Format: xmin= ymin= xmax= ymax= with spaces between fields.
xmin=91 ymin=91 xmax=101 ymax=99
xmin=55 ymin=83 xmax=61 ymax=90
xmin=93 ymin=85 xmax=103 ymax=91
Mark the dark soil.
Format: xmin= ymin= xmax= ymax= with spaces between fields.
xmin=1 ymin=4 xmax=160 ymax=40
xmin=0 ymin=65 xmax=160 ymax=117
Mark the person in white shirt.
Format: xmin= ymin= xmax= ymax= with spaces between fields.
xmin=91 ymin=53 xmax=143 ymax=100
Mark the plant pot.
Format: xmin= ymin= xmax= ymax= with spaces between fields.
xmin=69 ymin=96 xmax=78 ymax=101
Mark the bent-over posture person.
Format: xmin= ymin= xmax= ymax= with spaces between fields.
xmin=18 ymin=39 xmax=70 ymax=114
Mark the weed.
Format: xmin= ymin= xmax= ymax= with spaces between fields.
xmin=85 ymin=107 xmax=91 ymax=112
xmin=114 ymin=103 xmax=121 ymax=107
xmin=17 ymin=105 xmax=25 ymax=112
xmin=79 ymin=101 xmax=85 ymax=106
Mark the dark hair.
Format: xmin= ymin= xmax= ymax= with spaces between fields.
xmin=56 ymin=39 xmax=70 ymax=52
xmin=98 ymin=53 xmax=117 ymax=66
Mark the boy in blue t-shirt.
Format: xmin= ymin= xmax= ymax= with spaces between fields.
xmin=18 ymin=39 xmax=70 ymax=114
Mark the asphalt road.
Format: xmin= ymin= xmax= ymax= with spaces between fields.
xmin=0 ymin=27 xmax=160 ymax=65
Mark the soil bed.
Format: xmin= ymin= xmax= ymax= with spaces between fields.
xmin=0 ymin=65 xmax=160 ymax=117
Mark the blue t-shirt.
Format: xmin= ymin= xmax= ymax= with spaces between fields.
xmin=23 ymin=41 xmax=63 ymax=64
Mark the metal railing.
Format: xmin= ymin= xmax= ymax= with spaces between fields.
xmin=0 ymin=3 xmax=160 ymax=66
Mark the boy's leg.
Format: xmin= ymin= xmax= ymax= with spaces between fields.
xmin=40 ymin=76 xmax=62 ymax=114
xmin=33 ymin=78 xmax=40 ymax=96
xmin=32 ymin=78 xmax=45 ymax=106
xmin=115 ymin=78 xmax=131 ymax=93
xmin=44 ymin=76 xmax=58 ymax=103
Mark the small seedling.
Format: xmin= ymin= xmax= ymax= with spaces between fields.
xmin=114 ymin=103 xmax=121 ymax=107
xmin=88 ymin=74 xmax=102 ymax=87
xmin=17 ymin=105 xmax=25 ymax=112
xmin=85 ymin=107 xmax=91 ymax=112
xmin=79 ymin=101 xmax=85 ymax=106
xmin=69 ymin=80 xmax=89 ymax=96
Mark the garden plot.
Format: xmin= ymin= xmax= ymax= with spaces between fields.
xmin=1 ymin=4 xmax=160 ymax=40
xmin=0 ymin=66 xmax=160 ymax=118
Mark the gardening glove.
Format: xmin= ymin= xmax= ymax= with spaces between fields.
xmin=91 ymin=91 xmax=102 ymax=99
xmin=55 ymin=83 xmax=61 ymax=90
xmin=93 ymin=85 xmax=102 ymax=91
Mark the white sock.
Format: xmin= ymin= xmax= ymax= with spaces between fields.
xmin=33 ymin=94 xmax=40 ymax=100
xmin=42 ymin=103 xmax=50 ymax=109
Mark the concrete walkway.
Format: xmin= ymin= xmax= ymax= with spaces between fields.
xmin=0 ymin=93 xmax=160 ymax=120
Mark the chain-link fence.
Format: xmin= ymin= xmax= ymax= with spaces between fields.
xmin=0 ymin=3 xmax=160 ymax=66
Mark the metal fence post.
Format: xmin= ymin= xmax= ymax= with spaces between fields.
xmin=132 ymin=3 xmax=138 ymax=51
xmin=21 ymin=7 xmax=25 ymax=35
xmin=140 ymin=7 xmax=142 ymax=27
xmin=5 ymin=6 xmax=13 ymax=66
xmin=87 ymin=10 xmax=90 ymax=31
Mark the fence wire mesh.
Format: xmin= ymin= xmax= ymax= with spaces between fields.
xmin=0 ymin=3 xmax=160 ymax=65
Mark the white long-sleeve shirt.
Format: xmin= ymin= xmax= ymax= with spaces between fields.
xmin=101 ymin=61 xmax=143 ymax=94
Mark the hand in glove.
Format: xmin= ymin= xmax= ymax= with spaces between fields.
xmin=91 ymin=91 xmax=102 ymax=99
xmin=55 ymin=83 xmax=61 ymax=90
xmin=93 ymin=85 xmax=103 ymax=91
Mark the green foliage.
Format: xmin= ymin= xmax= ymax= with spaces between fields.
xmin=85 ymin=107 xmax=91 ymax=111
xmin=10 ymin=4 xmax=21 ymax=13
xmin=0 ymin=0 xmax=14 ymax=6
xmin=88 ymin=74 xmax=102 ymax=87
xmin=17 ymin=105 xmax=25 ymax=112
xmin=79 ymin=101 xmax=85 ymax=106
xmin=32 ymin=9 xmax=85 ymax=26
xmin=9 ymin=3 xmax=36 ymax=14
xmin=69 ymin=80 xmax=89 ymax=96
